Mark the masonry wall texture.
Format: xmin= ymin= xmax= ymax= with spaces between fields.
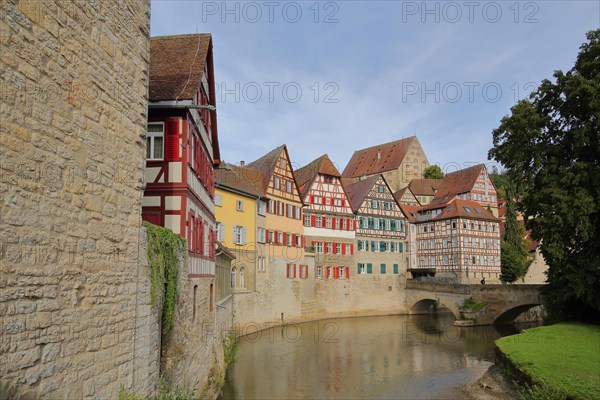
xmin=0 ymin=1 xmax=154 ymax=398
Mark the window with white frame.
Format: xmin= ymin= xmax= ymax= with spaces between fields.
xmin=345 ymin=243 xmax=351 ymax=254
xmin=236 ymin=200 xmax=244 ymax=211
xmin=286 ymin=181 xmax=292 ymax=193
xmin=287 ymin=204 xmax=293 ymax=218
xmin=304 ymin=214 xmax=311 ymax=226
xmin=217 ymin=222 xmax=225 ymax=242
xmin=316 ymin=266 xmax=322 ymax=278
xmin=315 ymin=216 xmax=322 ymax=227
xmin=315 ymin=242 xmax=323 ymax=253
xmin=278 ymin=231 xmax=283 ymax=244
xmin=215 ymin=194 xmax=222 ymax=207
xmin=257 ymin=227 xmax=266 ymax=243
xmin=358 ymin=263 xmax=366 ymax=274
xmin=335 ymin=243 xmax=342 ymax=254
xmin=430 ymin=256 xmax=436 ymax=266
xmin=295 ymin=235 xmax=301 ymax=247
xmin=286 ymin=233 xmax=292 ymax=246
xmin=326 ymin=217 xmax=332 ymax=229
xmin=268 ymin=230 xmax=274 ymax=244
xmin=371 ymin=199 xmax=379 ymax=209
xmin=385 ymin=219 xmax=391 ymax=231
xmin=293 ymin=206 xmax=300 ymax=219
xmin=257 ymin=201 xmax=266 ymax=216
xmin=274 ymin=177 xmax=280 ymax=190
xmin=146 ymin=123 xmax=164 ymax=160
xmin=233 ymin=226 xmax=247 ymax=245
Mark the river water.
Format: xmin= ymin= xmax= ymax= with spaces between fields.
xmin=221 ymin=314 xmax=530 ymax=399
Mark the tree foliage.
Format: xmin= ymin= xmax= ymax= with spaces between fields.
xmin=489 ymin=166 xmax=508 ymax=198
xmin=424 ymin=165 xmax=444 ymax=179
xmin=488 ymin=29 xmax=600 ymax=321
xmin=500 ymin=183 xmax=529 ymax=283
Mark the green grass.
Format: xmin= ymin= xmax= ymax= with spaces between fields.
xmin=496 ymin=322 xmax=600 ymax=399
xmin=461 ymin=298 xmax=488 ymax=312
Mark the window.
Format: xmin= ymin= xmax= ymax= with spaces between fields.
xmin=304 ymin=215 xmax=311 ymax=226
xmin=380 ymin=263 xmax=386 ymax=274
xmin=293 ymin=206 xmax=300 ymax=220
xmin=236 ymin=200 xmax=244 ymax=211
xmin=257 ymin=201 xmax=266 ymax=216
xmin=217 ymin=222 xmax=225 ymax=242
xmin=274 ymin=177 xmax=280 ymax=190
xmin=215 ymin=194 xmax=222 ymax=207
xmin=472 ymin=256 xmax=477 ymax=264
xmin=280 ymin=158 xmax=286 ymax=169
xmin=463 ymin=206 xmax=472 ymax=213
xmin=371 ymin=200 xmax=379 ymax=209
xmin=231 ymin=267 xmax=236 ymax=288
xmin=315 ymin=216 xmax=322 ymax=228
xmin=258 ymin=257 xmax=266 ymax=272
xmin=278 ymin=231 xmax=283 ymax=244
xmin=296 ymin=235 xmax=301 ymax=247
xmin=430 ymin=256 xmax=436 ymax=266
xmin=286 ymin=181 xmax=292 ymax=193
xmin=443 ymin=239 xmax=448 ymax=249
xmin=325 ymin=242 xmax=332 ymax=254
xmin=374 ymin=219 xmax=380 ymax=230
xmin=268 ymin=200 xmax=274 ymax=214
xmin=314 ymin=196 xmax=321 ymax=205
xmin=146 ymin=123 xmax=164 ymax=160
xmin=378 ymin=185 xmax=385 ymax=193
xmin=451 ymin=220 xmax=457 ymax=229
xmin=345 ymin=243 xmax=351 ymax=254
xmin=358 ymin=263 xmax=366 ymax=274
xmin=357 ymin=240 xmax=363 ymax=251
xmin=233 ymin=226 xmax=246 ymax=245
xmin=239 ymin=268 xmax=245 ymax=288
xmin=257 ymin=227 xmax=266 ymax=243
xmin=315 ymin=242 xmax=323 ymax=254
xmin=316 ymin=266 xmax=322 ymax=278
xmin=326 ymin=217 xmax=332 ymax=229
xmin=443 ymin=255 xmax=449 ymax=266
xmin=463 ymin=221 xmax=467 ymax=229
xmin=286 ymin=234 xmax=292 ymax=247
xmin=268 ymin=230 xmax=274 ymax=244
xmin=335 ymin=243 xmax=342 ymax=254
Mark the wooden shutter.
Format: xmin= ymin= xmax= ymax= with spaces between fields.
xmin=311 ymin=216 xmax=316 ymax=227
xmin=331 ymin=217 xmax=336 ymax=229
xmin=293 ymin=264 xmax=297 ymax=278
xmin=286 ymin=264 xmax=290 ymax=278
xmin=341 ymin=244 xmax=346 ymax=255
xmin=380 ymin=263 xmax=386 ymax=274
xmin=310 ymin=195 xmax=314 ymax=204
xmin=333 ymin=243 xmax=337 ymax=255
xmin=344 ymin=267 xmax=350 ymax=279
xmin=165 ymin=118 xmax=180 ymax=161
xmin=367 ymin=263 xmax=372 ymax=274
xmin=357 ymin=264 xmax=361 ymax=274
xmin=350 ymin=244 xmax=354 ymax=255
xmin=393 ymin=264 xmax=399 ymax=274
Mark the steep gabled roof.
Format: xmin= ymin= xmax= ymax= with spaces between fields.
xmin=294 ymin=154 xmax=341 ymax=200
xmin=344 ymin=175 xmax=381 ymax=212
xmin=408 ymin=178 xmax=442 ymax=196
xmin=246 ymin=145 xmax=285 ymax=194
xmin=215 ymin=163 xmax=265 ymax=199
xmin=422 ymin=199 xmax=499 ymax=222
xmin=342 ymin=137 xmax=420 ymax=178
xmin=149 ymin=34 xmax=212 ymax=101
xmin=430 ymin=164 xmax=486 ymax=206
xmin=393 ymin=187 xmax=419 ymax=206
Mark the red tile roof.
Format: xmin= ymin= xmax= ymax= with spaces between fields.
xmin=399 ymin=204 xmax=421 ymax=222
xmin=430 ymin=164 xmax=485 ymax=206
xmin=342 ymin=137 xmax=419 ymax=178
xmin=149 ymin=34 xmax=212 ymax=101
xmin=295 ymin=154 xmax=341 ymax=200
xmin=423 ymin=199 xmax=499 ymax=222
xmin=408 ymin=178 xmax=442 ymax=196
xmin=215 ymin=163 xmax=265 ymax=198
xmin=344 ymin=175 xmax=381 ymax=212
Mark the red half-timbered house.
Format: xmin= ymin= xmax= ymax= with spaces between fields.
xmin=142 ymin=34 xmax=220 ymax=279
xmin=295 ymin=155 xmax=355 ymax=280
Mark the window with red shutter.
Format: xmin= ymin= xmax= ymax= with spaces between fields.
xmin=293 ymin=264 xmax=297 ymax=278
xmin=165 ymin=118 xmax=180 ymax=161
xmin=341 ymin=244 xmax=346 ymax=255
xmin=332 ymin=217 xmax=336 ymax=229
xmin=311 ymin=216 xmax=316 ymax=227
xmin=345 ymin=267 xmax=350 ymax=279
xmin=350 ymin=244 xmax=354 ymax=255
xmin=286 ymin=264 xmax=290 ymax=278
xmin=310 ymin=195 xmax=314 ymax=204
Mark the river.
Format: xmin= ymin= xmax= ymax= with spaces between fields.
xmin=220 ymin=314 xmax=534 ymax=399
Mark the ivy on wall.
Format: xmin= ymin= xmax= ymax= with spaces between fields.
xmin=144 ymin=221 xmax=186 ymax=336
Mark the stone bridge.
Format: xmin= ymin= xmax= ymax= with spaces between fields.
xmin=405 ymin=280 xmax=545 ymax=325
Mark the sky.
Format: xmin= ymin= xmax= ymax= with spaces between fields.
xmin=151 ymin=0 xmax=599 ymax=175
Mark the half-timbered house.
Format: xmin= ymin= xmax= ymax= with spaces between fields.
xmin=345 ymin=175 xmax=409 ymax=278
xmin=295 ymin=155 xmax=355 ymax=280
xmin=142 ymin=34 xmax=220 ymax=292
xmin=412 ymin=199 xmax=501 ymax=283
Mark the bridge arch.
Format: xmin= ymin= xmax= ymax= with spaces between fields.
xmin=494 ymin=303 xmax=543 ymax=324
xmin=409 ymin=298 xmax=460 ymax=319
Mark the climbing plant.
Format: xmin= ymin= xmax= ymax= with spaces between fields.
xmin=144 ymin=221 xmax=186 ymax=336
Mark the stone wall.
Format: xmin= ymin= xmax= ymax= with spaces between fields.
xmin=0 ymin=0 xmax=154 ymax=398
xmin=161 ymin=270 xmax=233 ymax=398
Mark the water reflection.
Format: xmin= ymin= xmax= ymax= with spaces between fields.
xmin=220 ymin=314 xmax=533 ymax=399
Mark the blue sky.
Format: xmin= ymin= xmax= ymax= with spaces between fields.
xmin=151 ymin=1 xmax=599 ymax=174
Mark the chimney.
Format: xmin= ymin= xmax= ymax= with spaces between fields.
xmin=240 ymin=161 xmax=245 ymax=167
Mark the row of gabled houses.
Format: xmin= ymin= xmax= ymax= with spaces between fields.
xmin=139 ymin=33 xmax=502 ymax=324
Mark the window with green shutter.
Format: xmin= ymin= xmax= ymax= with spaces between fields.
xmin=380 ymin=241 xmax=385 ymax=252
xmin=371 ymin=241 xmax=376 ymax=252
xmin=390 ymin=220 xmax=396 ymax=231
xmin=380 ymin=263 xmax=386 ymax=274
xmin=367 ymin=263 xmax=373 ymax=274
xmin=399 ymin=242 xmax=403 ymax=253
xmin=357 ymin=240 xmax=363 ymax=251
xmin=393 ymin=263 xmax=399 ymax=274
xmin=368 ymin=218 xmax=374 ymax=229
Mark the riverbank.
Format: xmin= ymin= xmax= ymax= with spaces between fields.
xmin=452 ymin=364 xmax=519 ymax=400
xmin=496 ymin=322 xmax=600 ymax=399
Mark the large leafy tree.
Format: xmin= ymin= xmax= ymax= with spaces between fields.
xmin=488 ymin=29 xmax=600 ymax=321
xmin=424 ymin=165 xmax=444 ymax=179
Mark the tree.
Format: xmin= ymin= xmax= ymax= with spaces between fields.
xmin=488 ymin=29 xmax=600 ymax=321
xmin=489 ymin=166 xmax=508 ymax=198
xmin=500 ymin=183 xmax=529 ymax=283
xmin=424 ymin=165 xmax=444 ymax=179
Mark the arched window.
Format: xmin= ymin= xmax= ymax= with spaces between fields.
xmin=231 ymin=267 xmax=236 ymax=288
xmin=239 ymin=267 xmax=245 ymax=288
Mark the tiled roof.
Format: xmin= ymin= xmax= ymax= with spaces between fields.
xmin=430 ymin=164 xmax=485 ymax=206
xmin=399 ymin=204 xmax=421 ymax=222
xmin=342 ymin=137 xmax=418 ymax=178
xmin=246 ymin=145 xmax=285 ymax=194
xmin=423 ymin=199 xmax=499 ymax=222
xmin=215 ymin=163 xmax=265 ymax=198
xmin=295 ymin=154 xmax=341 ymax=200
xmin=408 ymin=178 xmax=442 ymax=196
xmin=149 ymin=34 xmax=212 ymax=101
xmin=344 ymin=175 xmax=381 ymax=212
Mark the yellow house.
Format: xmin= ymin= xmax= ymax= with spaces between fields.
xmin=246 ymin=146 xmax=305 ymax=266
xmin=215 ymin=164 xmax=267 ymax=293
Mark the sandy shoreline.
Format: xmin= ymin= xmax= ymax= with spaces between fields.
xmin=449 ymin=364 xmax=519 ymax=400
